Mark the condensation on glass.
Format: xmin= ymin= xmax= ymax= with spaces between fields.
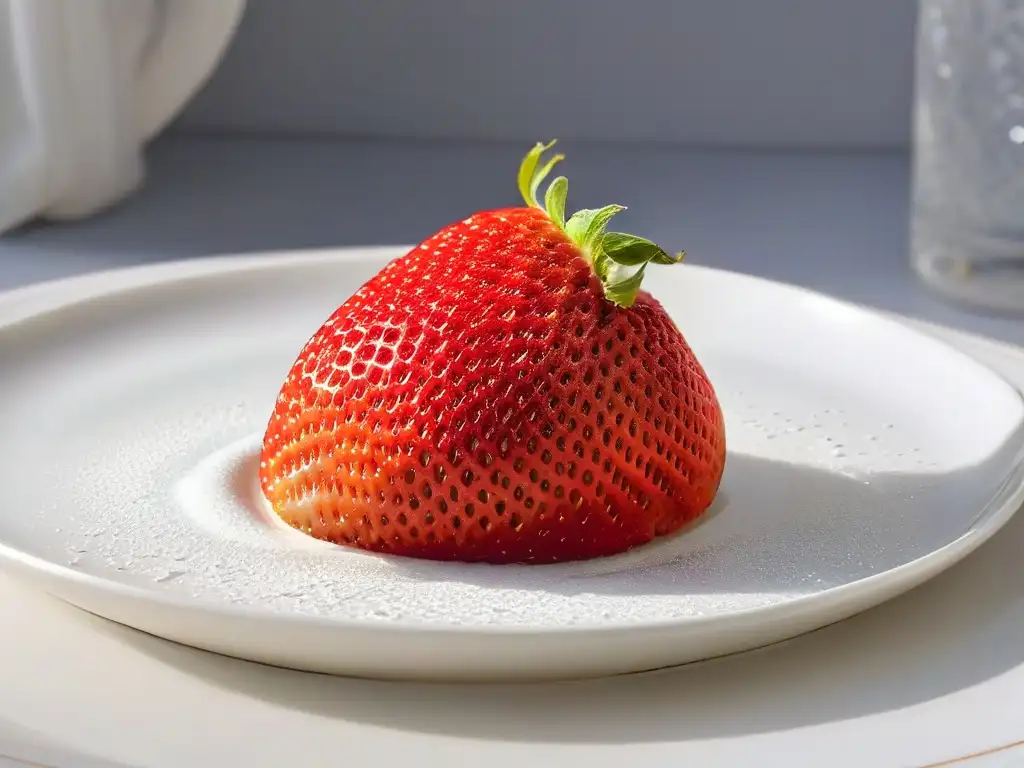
xmin=913 ymin=0 xmax=1024 ymax=311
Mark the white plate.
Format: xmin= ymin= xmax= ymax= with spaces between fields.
xmin=5 ymin=304 xmax=1024 ymax=768
xmin=0 ymin=247 xmax=1022 ymax=682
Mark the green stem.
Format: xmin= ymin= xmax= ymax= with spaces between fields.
xmin=516 ymin=140 xmax=685 ymax=308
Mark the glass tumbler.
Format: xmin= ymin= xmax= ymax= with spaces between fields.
xmin=912 ymin=0 xmax=1024 ymax=311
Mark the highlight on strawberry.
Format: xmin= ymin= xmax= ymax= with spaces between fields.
xmin=259 ymin=141 xmax=727 ymax=564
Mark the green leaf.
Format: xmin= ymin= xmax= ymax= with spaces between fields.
xmin=603 ymin=265 xmax=647 ymax=308
xmin=602 ymin=232 xmax=668 ymax=266
xmin=583 ymin=204 xmax=626 ymax=250
xmin=513 ymin=140 xmax=687 ymax=311
xmin=563 ymin=208 xmax=596 ymax=244
xmin=544 ymin=176 xmax=568 ymax=229
xmin=517 ymin=140 xmax=557 ymax=208
xmin=530 ymin=153 xmax=565 ymax=209
xmin=591 ymin=250 xmax=612 ymax=281
xmin=565 ymin=204 xmax=625 ymax=253
xmin=654 ymin=248 xmax=686 ymax=265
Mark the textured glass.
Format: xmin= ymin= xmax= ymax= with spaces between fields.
xmin=912 ymin=0 xmax=1024 ymax=310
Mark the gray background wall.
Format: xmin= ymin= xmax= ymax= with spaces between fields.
xmin=174 ymin=0 xmax=920 ymax=148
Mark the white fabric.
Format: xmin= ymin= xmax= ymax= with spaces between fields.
xmin=0 ymin=0 xmax=244 ymax=234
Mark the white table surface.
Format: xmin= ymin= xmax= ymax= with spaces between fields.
xmin=2 ymin=137 xmax=1024 ymax=767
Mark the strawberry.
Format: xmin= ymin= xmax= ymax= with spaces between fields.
xmin=260 ymin=141 xmax=726 ymax=564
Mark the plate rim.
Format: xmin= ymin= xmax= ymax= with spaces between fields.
xmin=1 ymin=246 xmax=1023 ymax=638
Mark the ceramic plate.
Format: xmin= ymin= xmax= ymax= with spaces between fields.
xmin=0 ymin=247 xmax=1022 ymax=682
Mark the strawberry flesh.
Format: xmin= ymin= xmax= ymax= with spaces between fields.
xmin=260 ymin=146 xmax=726 ymax=564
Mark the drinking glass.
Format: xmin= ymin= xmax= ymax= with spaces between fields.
xmin=912 ymin=0 xmax=1024 ymax=311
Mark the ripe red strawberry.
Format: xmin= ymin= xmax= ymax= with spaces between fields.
xmin=260 ymin=142 xmax=726 ymax=564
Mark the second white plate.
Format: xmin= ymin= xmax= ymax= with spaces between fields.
xmin=0 ymin=247 xmax=1022 ymax=682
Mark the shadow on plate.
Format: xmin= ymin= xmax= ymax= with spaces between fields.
xmin=379 ymin=452 xmax=985 ymax=597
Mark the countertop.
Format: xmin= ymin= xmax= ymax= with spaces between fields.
xmin=4 ymin=135 xmax=1024 ymax=345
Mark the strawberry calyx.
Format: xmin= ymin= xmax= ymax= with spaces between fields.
xmin=518 ymin=140 xmax=685 ymax=308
